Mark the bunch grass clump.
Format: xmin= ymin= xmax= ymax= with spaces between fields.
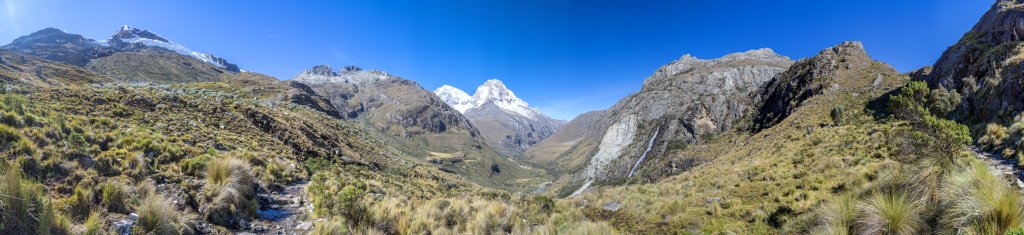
xmin=202 ymin=157 xmax=257 ymax=227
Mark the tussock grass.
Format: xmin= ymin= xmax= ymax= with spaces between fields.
xmin=855 ymin=189 xmax=925 ymax=235
xmin=136 ymin=193 xmax=185 ymax=235
xmin=203 ymin=157 xmax=256 ymax=227
xmin=0 ymin=167 xmax=58 ymax=235
xmin=942 ymin=160 xmax=1024 ymax=234
xmin=99 ymin=181 xmax=130 ymax=214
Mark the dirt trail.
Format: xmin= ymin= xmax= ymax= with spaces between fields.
xmin=969 ymin=146 xmax=1024 ymax=189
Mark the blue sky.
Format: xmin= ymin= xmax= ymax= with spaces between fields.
xmin=0 ymin=0 xmax=991 ymax=120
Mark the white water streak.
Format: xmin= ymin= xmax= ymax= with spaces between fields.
xmin=627 ymin=127 xmax=659 ymax=178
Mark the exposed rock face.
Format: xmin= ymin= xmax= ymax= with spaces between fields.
xmin=553 ymin=49 xmax=792 ymax=191
xmin=434 ymin=80 xmax=566 ymax=157
xmin=924 ymin=0 xmax=1024 ymax=122
xmin=1 ymin=28 xmax=117 ymax=66
xmin=752 ymin=42 xmax=872 ymax=131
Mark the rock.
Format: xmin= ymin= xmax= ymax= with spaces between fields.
xmin=113 ymin=220 xmax=134 ymax=235
xmin=602 ymin=201 xmax=621 ymax=212
xmin=924 ymin=1 xmax=1024 ymax=122
xmin=296 ymin=221 xmax=313 ymax=231
xmin=129 ymin=213 xmax=139 ymax=222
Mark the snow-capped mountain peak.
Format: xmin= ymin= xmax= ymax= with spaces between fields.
xmin=434 ymin=85 xmax=475 ymax=113
xmin=434 ymin=79 xmax=543 ymax=119
xmin=106 ymin=26 xmax=240 ymax=72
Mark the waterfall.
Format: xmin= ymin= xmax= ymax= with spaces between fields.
xmin=627 ymin=127 xmax=660 ymax=178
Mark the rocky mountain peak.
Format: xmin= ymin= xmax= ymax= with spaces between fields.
xmin=110 ymin=25 xmax=170 ymax=43
xmin=473 ymin=79 xmax=529 ymax=108
xmin=434 ymin=79 xmax=541 ymax=119
xmin=303 ymin=64 xmax=339 ymax=77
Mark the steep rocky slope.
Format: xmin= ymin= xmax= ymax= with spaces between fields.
xmin=294 ymin=65 xmax=546 ymax=189
xmin=435 ymin=80 xmax=566 ymax=157
xmin=752 ymin=41 xmax=875 ymax=131
xmin=550 ymin=49 xmax=793 ymax=195
xmin=924 ymin=0 xmax=1024 ymax=124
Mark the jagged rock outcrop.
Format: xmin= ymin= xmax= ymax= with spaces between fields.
xmin=752 ymin=41 xmax=873 ymax=131
xmin=924 ymin=0 xmax=1024 ymax=122
xmin=551 ymin=49 xmax=793 ymax=194
xmin=434 ymin=80 xmax=566 ymax=157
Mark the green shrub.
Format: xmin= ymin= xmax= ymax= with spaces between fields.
xmin=308 ymin=172 xmax=367 ymax=226
xmin=203 ymin=157 xmax=257 ymax=227
xmin=888 ymin=81 xmax=930 ymax=120
xmin=136 ymin=194 xmax=185 ymax=235
xmin=831 ymin=107 xmax=846 ymax=126
xmin=927 ymin=87 xmax=961 ymax=117
xmin=1007 ymin=227 xmax=1024 ymax=235
xmin=100 ymin=181 xmax=130 ymax=214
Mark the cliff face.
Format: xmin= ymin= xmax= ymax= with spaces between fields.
xmin=552 ymin=49 xmax=793 ymax=193
xmin=925 ymin=0 xmax=1024 ymax=122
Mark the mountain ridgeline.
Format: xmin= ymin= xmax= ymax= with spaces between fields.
xmin=2 ymin=1 xmax=1024 ymax=233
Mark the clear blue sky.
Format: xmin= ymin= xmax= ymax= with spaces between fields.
xmin=0 ymin=0 xmax=991 ymax=120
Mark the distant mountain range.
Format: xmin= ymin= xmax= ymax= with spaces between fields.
xmin=434 ymin=80 xmax=566 ymax=157
xmin=2 ymin=26 xmax=240 ymax=74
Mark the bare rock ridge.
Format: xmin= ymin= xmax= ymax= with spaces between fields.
xmin=434 ymin=80 xmax=566 ymax=157
xmin=925 ymin=0 xmax=1024 ymax=122
xmin=752 ymin=41 xmax=872 ymax=131
xmin=546 ymin=48 xmax=793 ymax=194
